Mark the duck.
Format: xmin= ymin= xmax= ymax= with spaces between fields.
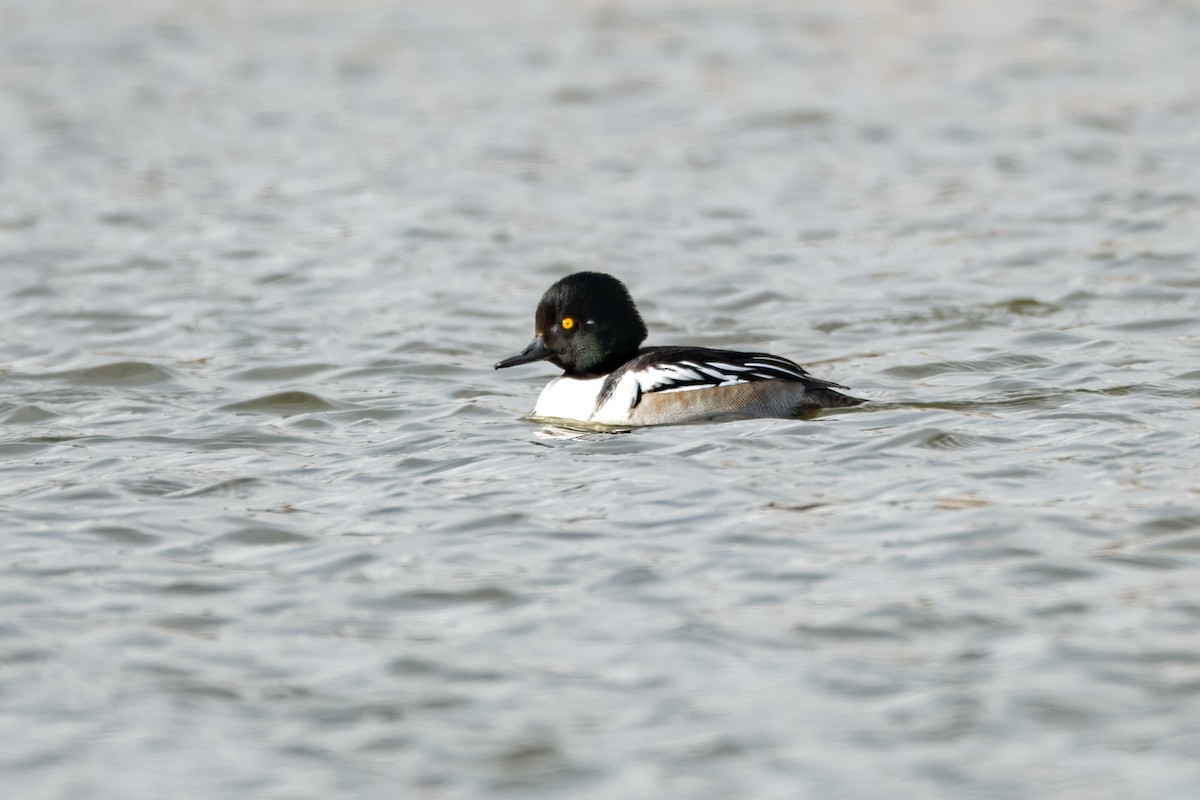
xmin=495 ymin=271 xmax=863 ymax=426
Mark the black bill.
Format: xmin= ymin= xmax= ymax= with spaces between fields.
xmin=494 ymin=336 xmax=554 ymax=369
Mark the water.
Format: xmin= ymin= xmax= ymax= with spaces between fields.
xmin=3 ymin=1 xmax=1200 ymax=797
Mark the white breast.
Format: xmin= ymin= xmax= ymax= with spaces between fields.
xmin=531 ymin=373 xmax=646 ymax=424
xmin=531 ymin=376 xmax=608 ymax=422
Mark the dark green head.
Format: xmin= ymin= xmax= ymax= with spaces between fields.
xmin=494 ymin=272 xmax=648 ymax=376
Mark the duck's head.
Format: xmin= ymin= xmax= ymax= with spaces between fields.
xmin=495 ymin=271 xmax=648 ymax=376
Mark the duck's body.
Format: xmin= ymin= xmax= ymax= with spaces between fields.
xmin=532 ymin=346 xmax=861 ymax=426
xmin=496 ymin=273 xmax=863 ymax=427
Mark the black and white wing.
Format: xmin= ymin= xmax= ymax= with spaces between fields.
xmin=591 ymin=346 xmax=863 ymax=419
xmin=629 ymin=347 xmax=850 ymax=394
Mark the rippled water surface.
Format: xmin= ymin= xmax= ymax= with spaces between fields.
xmin=3 ymin=1 xmax=1200 ymax=797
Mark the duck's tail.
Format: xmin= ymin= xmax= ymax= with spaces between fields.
xmin=803 ymin=386 xmax=867 ymax=409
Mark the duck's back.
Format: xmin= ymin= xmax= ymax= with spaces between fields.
xmin=583 ymin=346 xmax=863 ymax=426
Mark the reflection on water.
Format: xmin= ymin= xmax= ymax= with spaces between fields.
xmin=3 ymin=0 xmax=1200 ymax=797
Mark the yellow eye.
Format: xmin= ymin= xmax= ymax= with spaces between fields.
xmin=561 ymin=317 xmax=575 ymax=330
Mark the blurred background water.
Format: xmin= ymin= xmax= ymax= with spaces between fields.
xmin=2 ymin=1 xmax=1200 ymax=797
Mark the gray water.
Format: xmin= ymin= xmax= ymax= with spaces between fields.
xmin=3 ymin=1 xmax=1200 ymax=798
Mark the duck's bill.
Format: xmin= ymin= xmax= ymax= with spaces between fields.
xmin=494 ymin=336 xmax=554 ymax=369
